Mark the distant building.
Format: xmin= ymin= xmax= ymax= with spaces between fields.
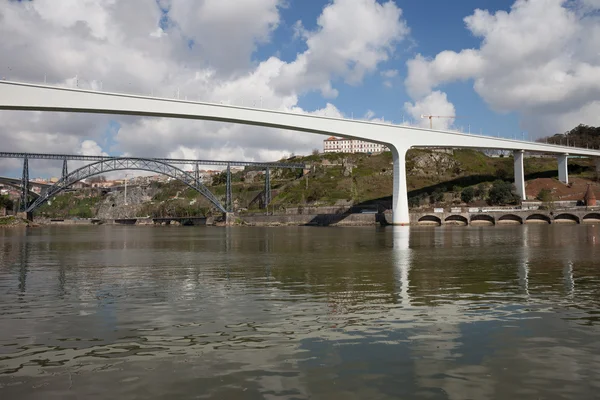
xmin=70 ymin=181 xmax=91 ymax=190
xmin=323 ymin=136 xmax=388 ymax=154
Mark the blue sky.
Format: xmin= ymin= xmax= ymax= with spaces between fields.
xmin=259 ymin=0 xmax=522 ymax=139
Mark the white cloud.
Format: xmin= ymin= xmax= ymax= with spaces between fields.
xmin=404 ymin=0 xmax=600 ymax=137
xmin=272 ymin=0 xmax=409 ymax=96
xmin=79 ymin=140 xmax=109 ymax=157
xmin=405 ymin=50 xmax=484 ymax=99
xmin=168 ymin=0 xmax=283 ymax=75
xmin=381 ymin=69 xmax=399 ymax=78
xmin=404 ymin=91 xmax=456 ymax=130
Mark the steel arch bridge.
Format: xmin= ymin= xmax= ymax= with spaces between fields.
xmin=25 ymin=158 xmax=227 ymax=213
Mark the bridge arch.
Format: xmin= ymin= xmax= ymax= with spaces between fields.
xmin=470 ymin=214 xmax=495 ymax=226
xmin=25 ymin=158 xmax=226 ymax=213
xmin=497 ymin=214 xmax=523 ymax=225
xmin=582 ymin=213 xmax=600 ymax=224
xmin=445 ymin=215 xmax=468 ymax=226
xmin=525 ymin=214 xmax=551 ymax=224
xmin=554 ymin=213 xmax=580 ymax=224
xmin=417 ymin=215 xmax=442 ymax=226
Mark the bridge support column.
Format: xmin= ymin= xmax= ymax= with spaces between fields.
xmin=264 ymin=167 xmax=271 ymax=208
xmin=226 ymin=163 xmax=232 ymax=212
xmin=391 ymin=146 xmax=410 ymax=225
xmin=558 ymin=154 xmax=569 ymax=184
xmin=20 ymin=156 xmax=29 ymax=211
xmin=513 ymin=150 xmax=526 ymax=201
xmin=595 ymin=159 xmax=600 ymax=178
xmin=194 ymin=162 xmax=199 ymax=183
xmin=62 ymin=158 xmax=68 ymax=179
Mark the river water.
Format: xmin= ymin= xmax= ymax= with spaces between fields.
xmin=0 ymin=225 xmax=599 ymax=399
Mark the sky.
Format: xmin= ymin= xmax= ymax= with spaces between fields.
xmin=0 ymin=0 xmax=599 ymax=177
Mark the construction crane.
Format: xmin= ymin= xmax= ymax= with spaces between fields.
xmin=420 ymin=115 xmax=467 ymax=130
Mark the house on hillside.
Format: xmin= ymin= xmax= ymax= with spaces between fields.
xmin=323 ymin=136 xmax=388 ymax=154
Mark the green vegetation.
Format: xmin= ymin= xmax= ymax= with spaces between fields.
xmin=536 ymin=188 xmax=553 ymax=202
xmin=0 ymin=195 xmax=14 ymax=211
xmin=538 ymin=124 xmax=600 ymax=149
xmin=138 ymin=200 xmax=210 ymax=218
xmin=460 ymin=187 xmax=475 ymax=204
xmin=0 ymin=216 xmax=29 ymax=226
xmin=37 ymin=192 xmax=102 ymax=218
xmin=487 ymin=180 xmax=519 ymax=205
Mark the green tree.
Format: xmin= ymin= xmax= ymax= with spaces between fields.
xmin=212 ymin=171 xmax=227 ymax=185
xmin=461 ymin=187 xmax=475 ymax=204
xmin=0 ymin=195 xmax=13 ymax=211
xmin=430 ymin=189 xmax=444 ymax=204
xmin=475 ymin=183 xmax=487 ymax=199
xmin=408 ymin=196 xmax=420 ymax=208
xmin=487 ymin=180 xmax=518 ymax=205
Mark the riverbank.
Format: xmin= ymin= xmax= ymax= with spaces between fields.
xmin=0 ymin=215 xmax=33 ymax=227
xmin=24 ymin=206 xmax=600 ymax=227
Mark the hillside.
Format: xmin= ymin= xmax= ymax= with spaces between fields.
xmin=35 ymin=149 xmax=599 ymax=219
xmin=538 ymin=124 xmax=600 ymax=149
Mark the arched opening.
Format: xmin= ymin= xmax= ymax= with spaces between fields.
xmin=445 ymin=215 xmax=468 ymax=226
xmin=582 ymin=213 xmax=600 ymax=224
xmin=497 ymin=214 xmax=523 ymax=225
xmin=525 ymin=214 xmax=551 ymax=224
xmin=554 ymin=213 xmax=579 ymax=224
xmin=25 ymin=158 xmax=226 ymax=213
xmin=470 ymin=214 xmax=494 ymax=226
xmin=418 ymin=215 xmax=442 ymax=226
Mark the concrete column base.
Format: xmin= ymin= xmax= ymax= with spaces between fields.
xmin=17 ymin=211 xmax=33 ymax=221
xmin=224 ymin=212 xmax=236 ymax=226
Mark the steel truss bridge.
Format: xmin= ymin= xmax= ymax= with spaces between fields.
xmin=0 ymin=152 xmax=305 ymax=213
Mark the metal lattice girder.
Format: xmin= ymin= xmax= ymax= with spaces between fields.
xmin=20 ymin=156 xmax=29 ymax=211
xmin=0 ymin=151 xmax=305 ymax=169
xmin=26 ymin=158 xmax=227 ymax=213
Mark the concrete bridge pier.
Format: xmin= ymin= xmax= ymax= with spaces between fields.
xmin=513 ymin=150 xmax=526 ymax=201
xmin=391 ymin=146 xmax=410 ymax=225
xmin=558 ymin=154 xmax=569 ymax=184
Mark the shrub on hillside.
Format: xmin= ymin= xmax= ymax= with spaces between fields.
xmin=536 ymin=188 xmax=552 ymax=202
xmin=487 ymin=180 xmax=519 ymax=205
xmin=461 ymin=187 xmax=475 ymax=204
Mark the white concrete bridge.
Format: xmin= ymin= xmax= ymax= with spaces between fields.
xmin=1 ymin=81 xmax=599 ymax=224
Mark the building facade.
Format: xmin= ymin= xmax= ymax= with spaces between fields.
xmin=323 ymin=136 xmax=389 ymax=154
